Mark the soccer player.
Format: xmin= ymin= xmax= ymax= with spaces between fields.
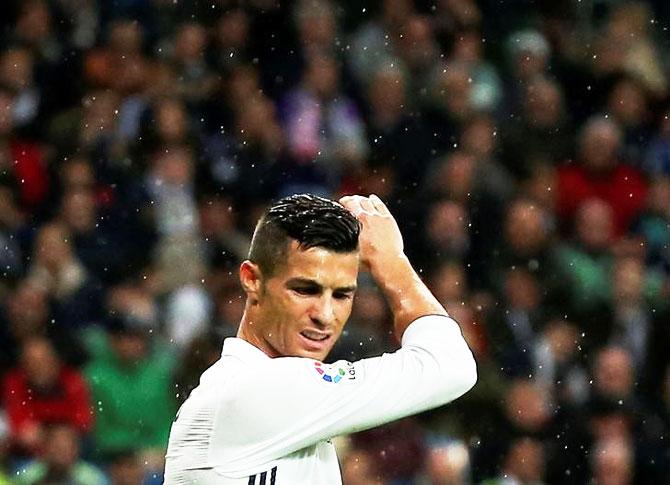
xmin=164 ymin=194 xmax=477 ymax=484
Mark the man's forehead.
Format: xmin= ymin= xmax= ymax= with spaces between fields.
xmin=279 ymin=242 xmax=359 ymax=282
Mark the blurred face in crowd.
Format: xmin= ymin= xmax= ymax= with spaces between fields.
xmin=7 ymin=282 xmax=49 ymax=338
xmin=236 ymin=96 xmax=281 ymax=148
xmin=513 ymin=45 xmax=548 ymax=81
xmin=60 ymin=158 xmax=95 ymax=190
xmin=81 ymin=90 xmax=120 ymax=140
xmin=397 ymin=15 xmax=438 ymax=69
xmin=61 ymin=188 xmax=97 ymax=234
xmin=504 ymin=199 xmax=548 ymax=256
xmin=523 ymin=164 xmax=557 ymax=211
xmin=34 ymin=223 xmax=73 ymax=270
xmin=155 ymin=98 xmax=189 ymax=143
xmin=21 ymin=337 xmax=61 ymax=389
xmin=304 ymin=53 xmax=339 ymax=99
xmin=296 ymin=0 xmax=336 ymax=49
xmin=433 ymin=151 xmax=475 ymax=201
xmin=647 ymin=176 xmax=670 ymax=218
xmin=461 ymin=114 xmax=496 ymax=160
xmin=153 ymin=147 xmax=194 ymax=186
xmin=43 ymin=424 xmax=80 ymax=471
xmin=175 ymin=22 xmax=207 ymax=63
xmin=382 ymin=0 xmax=414 ymax=27
xmin=579 ymin=119 xmax=621 ymax=172
xmin=0 ymin=47 xmax=34 ymax=91
xmin=0 ymin=90 xmax=13 ymax=136
xmin=505 ymin=381 xmax=550 ymax=432
xmin=16 ymin=0 xmax=51 ymax=45
xmin=109 ymin=20 xmax=143 ymax=56
xmin=505 ymin=437 xmax=545 ymax=482
xmin=368 ymin=66 xmax=406 ymax=122
xmin=575 ymin=199 xmax=613 ymax=251
xmin=607 ymin=78 xmax=648 ymax=128
xmin=425 ymin=442 xmax=470 ymax=484
xmin=504 ymin=268 xmax=541 ymax=311
xmin=215 ymin=8 xmax=249 ymax=49
xmin=612 ymin=256 xmax=644 ymax=304
xmin=524 ymin=77 xmax=564 ymax=128
xmin=240 ymin=240 xmax=359 ymax=361
xmin=342 ymin=449 xmax=382 ymax=485
xmin=228 ymin=65 xmax=261 ymax=107
xmin=592 ymin=438 xmax=633 ymax=485
xmin=594 ymin=346 xmax=633 ymax=398
xmin=109 ymin=453 xmax=144 ymax=485
xmin=452 ymin=30 xmax=483 ymax=63
xmin=590 ymin=412 xmax=632 ymax=442
xmin=111 ymin=331 xmax=148 ymax=364
xmin=426 ymin=199 xmax=469 ymax=252
xmin=434 ymin=63 xmax=472 ymax=120
xmin=431 ymin=261 xmax=467 ymax=304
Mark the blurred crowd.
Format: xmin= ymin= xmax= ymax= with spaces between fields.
xmin=0 ymin=0 xmax=669 ymax=483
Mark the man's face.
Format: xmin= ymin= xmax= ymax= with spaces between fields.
xmin=255 ymin=242 xmax=359 ymax=361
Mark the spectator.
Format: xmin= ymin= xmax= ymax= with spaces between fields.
xmin=107 ymin=450 xmax=144 ymax=485
xmin=2 ymin=336 xmax=93 ymax=455
xmin=557 ymin=117 xmax=647 ymax=237
xmin=0 ymin=279 xmax=87 ymax=376
xmin=15 ymin=422 xmax=107 ymax=485
xmin=605 ymin=75 xmax=653 ymax=165
xmin=480 ymin=436 xmax=546 ymax=485
xmin=501 ymin=75 xmax=573 ymax=179
xmin=589 ymin=438 xmax=634 ymax=485
xmin=280 ymin=51 xmax=368 ymax=194
xmin=28 ymin=221 xmax=104 ymax=328
xmin=84 ymin=310 xmax=175 ymax=466
xmin=0 ymin=85 xmax=50 ymax=214
xmin=644 ymin=108 xmax=670 ymax=176
xmin=146 ymin=145 xmax=205 ymax=294
xmin=631 ymin=176 xmax=670 ymax=274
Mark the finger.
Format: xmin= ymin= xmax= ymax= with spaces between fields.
xmin=369 ymin=194 xmax=391 ymax=215
xmin=359 ymin=197 xmax=376 ymax=214
xmin=339 ymin=195 xmax=365 ymax=216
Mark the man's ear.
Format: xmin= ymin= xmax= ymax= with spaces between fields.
xmin=240 ymin=260 xmax=263 ymax=303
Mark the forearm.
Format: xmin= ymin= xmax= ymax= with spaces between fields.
xmin=370 ymin=254 xmax=447 ymax=339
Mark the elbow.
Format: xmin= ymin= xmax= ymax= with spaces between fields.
xmin=441 ymin=346 xmax=477 ymax=401
xmin=460 ymin=349 xmax=478 ymax=394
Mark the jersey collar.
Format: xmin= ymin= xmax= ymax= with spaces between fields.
xmin=221 ymin=337 xmax=272 ymax=361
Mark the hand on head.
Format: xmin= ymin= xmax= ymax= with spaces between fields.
xmin=338 ymin=194 xmax=404 ymax=273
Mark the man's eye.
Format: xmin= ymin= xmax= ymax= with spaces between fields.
xmin=334 ymin=292 xmax=353 ymax=300
xmin=294 ymin=287 xmax=318 ymax=295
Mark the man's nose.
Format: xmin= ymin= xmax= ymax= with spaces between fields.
xmin=311 ymin=295 xmax=335 ymax=326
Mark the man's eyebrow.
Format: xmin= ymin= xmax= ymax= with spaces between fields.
xmin=285 ymin=278 xmax=357 ymax=292
xmin=335 ymin=285 xmax=357 ymax=293
xmin=286 ymin=278 xmax=322 ymax=288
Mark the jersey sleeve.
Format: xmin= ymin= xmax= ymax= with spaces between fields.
xmin=215 ymin=314 xmax=477 ymax=470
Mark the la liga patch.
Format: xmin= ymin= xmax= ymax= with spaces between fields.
xmin=313 ymin=361 xmax=351 ymax=383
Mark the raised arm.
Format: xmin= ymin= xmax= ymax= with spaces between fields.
xmin=339 ymin=194 xmax=447 ymax=338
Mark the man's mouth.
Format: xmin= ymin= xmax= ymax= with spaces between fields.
xmin=300 ymin=330 xmax=330 ymax=342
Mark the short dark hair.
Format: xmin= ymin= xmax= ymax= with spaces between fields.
xmin=248 ymin=194 xmax=360 ymax=276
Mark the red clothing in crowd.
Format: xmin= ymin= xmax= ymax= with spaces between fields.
xmin=2 ymin=367 xmax=94 ymax=438
xmin=557 ymin=163 xmax=648 ymax=237
xmin=9 ymin=139 xmax=50 ymax=212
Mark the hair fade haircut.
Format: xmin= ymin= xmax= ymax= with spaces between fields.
xmin=248 ymin=194 xmax=361 ymax=276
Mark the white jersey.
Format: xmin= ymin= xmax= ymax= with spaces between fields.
xmin=164 ymin=315 xmax=477 ymax=484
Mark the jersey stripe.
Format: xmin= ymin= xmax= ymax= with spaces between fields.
xmin=270 ymin=466 xmax=277 ymax=484
xmin=248 ymin=475 xmax=255 ymax=485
